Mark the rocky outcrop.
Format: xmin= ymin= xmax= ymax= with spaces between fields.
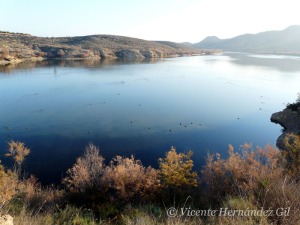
xmin=115 ymin=49 xmax=145 ymax=60
xmin=271 ymin=103 xmax=300 ymax=150
xmin=0 ymin=215 xmax=13 ymax=225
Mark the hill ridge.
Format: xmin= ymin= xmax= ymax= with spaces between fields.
xmin=193 ymin=25 xmax=300 ymax=55
xmin=0 ymin=32 xmax=219 ymax=65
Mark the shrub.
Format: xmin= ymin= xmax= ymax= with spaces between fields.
xmin=1 ymin=141 xmax=30 ymax=211
xmin=16 ymin=175 xmax=64 ymax=212
xmin=159 ymin=147 xmax=198 ymax=190
xmin=103 ymin=155 xmax=160 ymax=202
xmin=0 ymin=163 xmax=18 ymax=209
xmin=64 ymin=144 xmax=160 ymax=204
xmin=201 ymin=144 xmax=282 ymax=199
xmin=5 ymin=141 xmax=30 ymax=175
xmin=63 ymin=143 xmax=105 ymax=193
xmin=282 ymin=133 xmax=300 ymax=176
xmin=254 ymin=176 xmax=300 ymax=224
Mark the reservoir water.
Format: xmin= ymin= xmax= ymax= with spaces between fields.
xmin=1 ymin=52 xmax=300 ymax=184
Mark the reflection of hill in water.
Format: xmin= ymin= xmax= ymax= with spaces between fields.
xmin=2 ymin=53 xmax=300 ymax=74
xmin=227 ymin=53 xmax=300 ymax=72
xmin=0 ymin=58 xmax=162 ymax=73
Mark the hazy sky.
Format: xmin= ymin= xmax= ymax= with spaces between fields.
xmin=1 ymin=0 xmax=300 ymax=43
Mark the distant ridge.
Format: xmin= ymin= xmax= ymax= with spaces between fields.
xmin=0 ymin=32 xmax=220 ymax=65
xmin=193 ymin=25 xmax=300 ymax=55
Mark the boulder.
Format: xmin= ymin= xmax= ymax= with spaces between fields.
xmin=271 ymin=106 xmax=300 ymax=150
xmin=140 ymin=50 xmax=157 ymax=58
xmin=115 ymin=49 xmax=145 ymax=60
xmin=0 ymin=215 xmax=13 ymax=225
xmin=3 ymin=55 xmax=15 ymax=61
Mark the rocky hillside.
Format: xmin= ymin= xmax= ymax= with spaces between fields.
xmin=194 ymin=25 xmax=300 ymax=55
xmin=0 ymin=32 xmax=219 ymax=65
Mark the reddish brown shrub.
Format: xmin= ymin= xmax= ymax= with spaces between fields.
xmin=201 ymin=144 xmax=282 ymax=196
xmin=103 ymin=155 xmax=160 ymax=202
xmin=63 ymin=143 xmax=105 ymax=192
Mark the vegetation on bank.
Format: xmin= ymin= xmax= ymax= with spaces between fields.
xmin=1 ymin=132 xmax=300 ymax=224
xmin=0 ymin=32 xmax=221 ymax=65
xmin=286 ymin=93 xmax=300 ymax=112
xmin=1 ymin=96 xmax=300 ymax=224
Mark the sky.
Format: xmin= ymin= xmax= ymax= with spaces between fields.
xmin=1 ymin=0 xmax=300 ymax=43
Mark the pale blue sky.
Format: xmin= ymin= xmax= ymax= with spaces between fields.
xmin=1 ymin=0 xmax=300 ymax=42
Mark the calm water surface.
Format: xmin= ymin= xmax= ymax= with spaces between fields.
xmin=1 ymin=53 xmax=300 ymax=184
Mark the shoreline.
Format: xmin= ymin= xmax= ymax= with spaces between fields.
xmin=0 ymin=51 xmax=221 ymax=67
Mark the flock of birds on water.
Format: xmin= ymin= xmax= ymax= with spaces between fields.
xmin=2 ymin=92 xmax=278 ymax=140
xmin=3 ymin=120 xmax=204 ymax=139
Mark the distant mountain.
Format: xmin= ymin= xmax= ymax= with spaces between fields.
xmin=193 ymin=25 xmax=300 ymax=54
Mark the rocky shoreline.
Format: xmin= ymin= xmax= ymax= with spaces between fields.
xmin=271 ymin=102 xmax=300 ymax=150
xmin=0 ymin=32 xmax=221 ymax=66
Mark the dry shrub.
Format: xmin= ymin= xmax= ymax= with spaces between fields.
xmin=255 ymin=176 xmax=300 ymax=225
xmin=103 ymin=155 xmax=160 ymax=202
xmin=64 ymin=143 xmax=105 ymax=193
xmin=6 ymin=141 xmax=30 ymax=175
xmin=202 ymin=144 xmax=282 ymax=198
xmin=0 ymin=163 xmax=18 ymax=209
xmin=159 ymin=147 xmax=198 ymax=190
xmin=64 ymin=144 xmax=160 ymax=203
xmin=282 ymin=133 xmax=300 ymax=176
xmin=17 ymin=175 xmax=64 ymax=212
xmin=1 ymin=141 xmax=29 ymax=211
xmin=201 ymin=144 xmax=300 ymax=224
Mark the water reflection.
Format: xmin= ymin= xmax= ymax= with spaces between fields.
xmin=0 ymin=53 xmax=299 ymax=184
xmin=0 ymin=58 xmax=162 ymax=73
xmin=226 ymin=52 xmax=300 ymax=72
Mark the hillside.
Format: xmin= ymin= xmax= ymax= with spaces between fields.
xmin=0 ymin=32 xmax=218 ymax=65
xmin=193 ymin=25 xmax=300 ymax=55
xmin=154 ymin=41 xmax=195 ymax=52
